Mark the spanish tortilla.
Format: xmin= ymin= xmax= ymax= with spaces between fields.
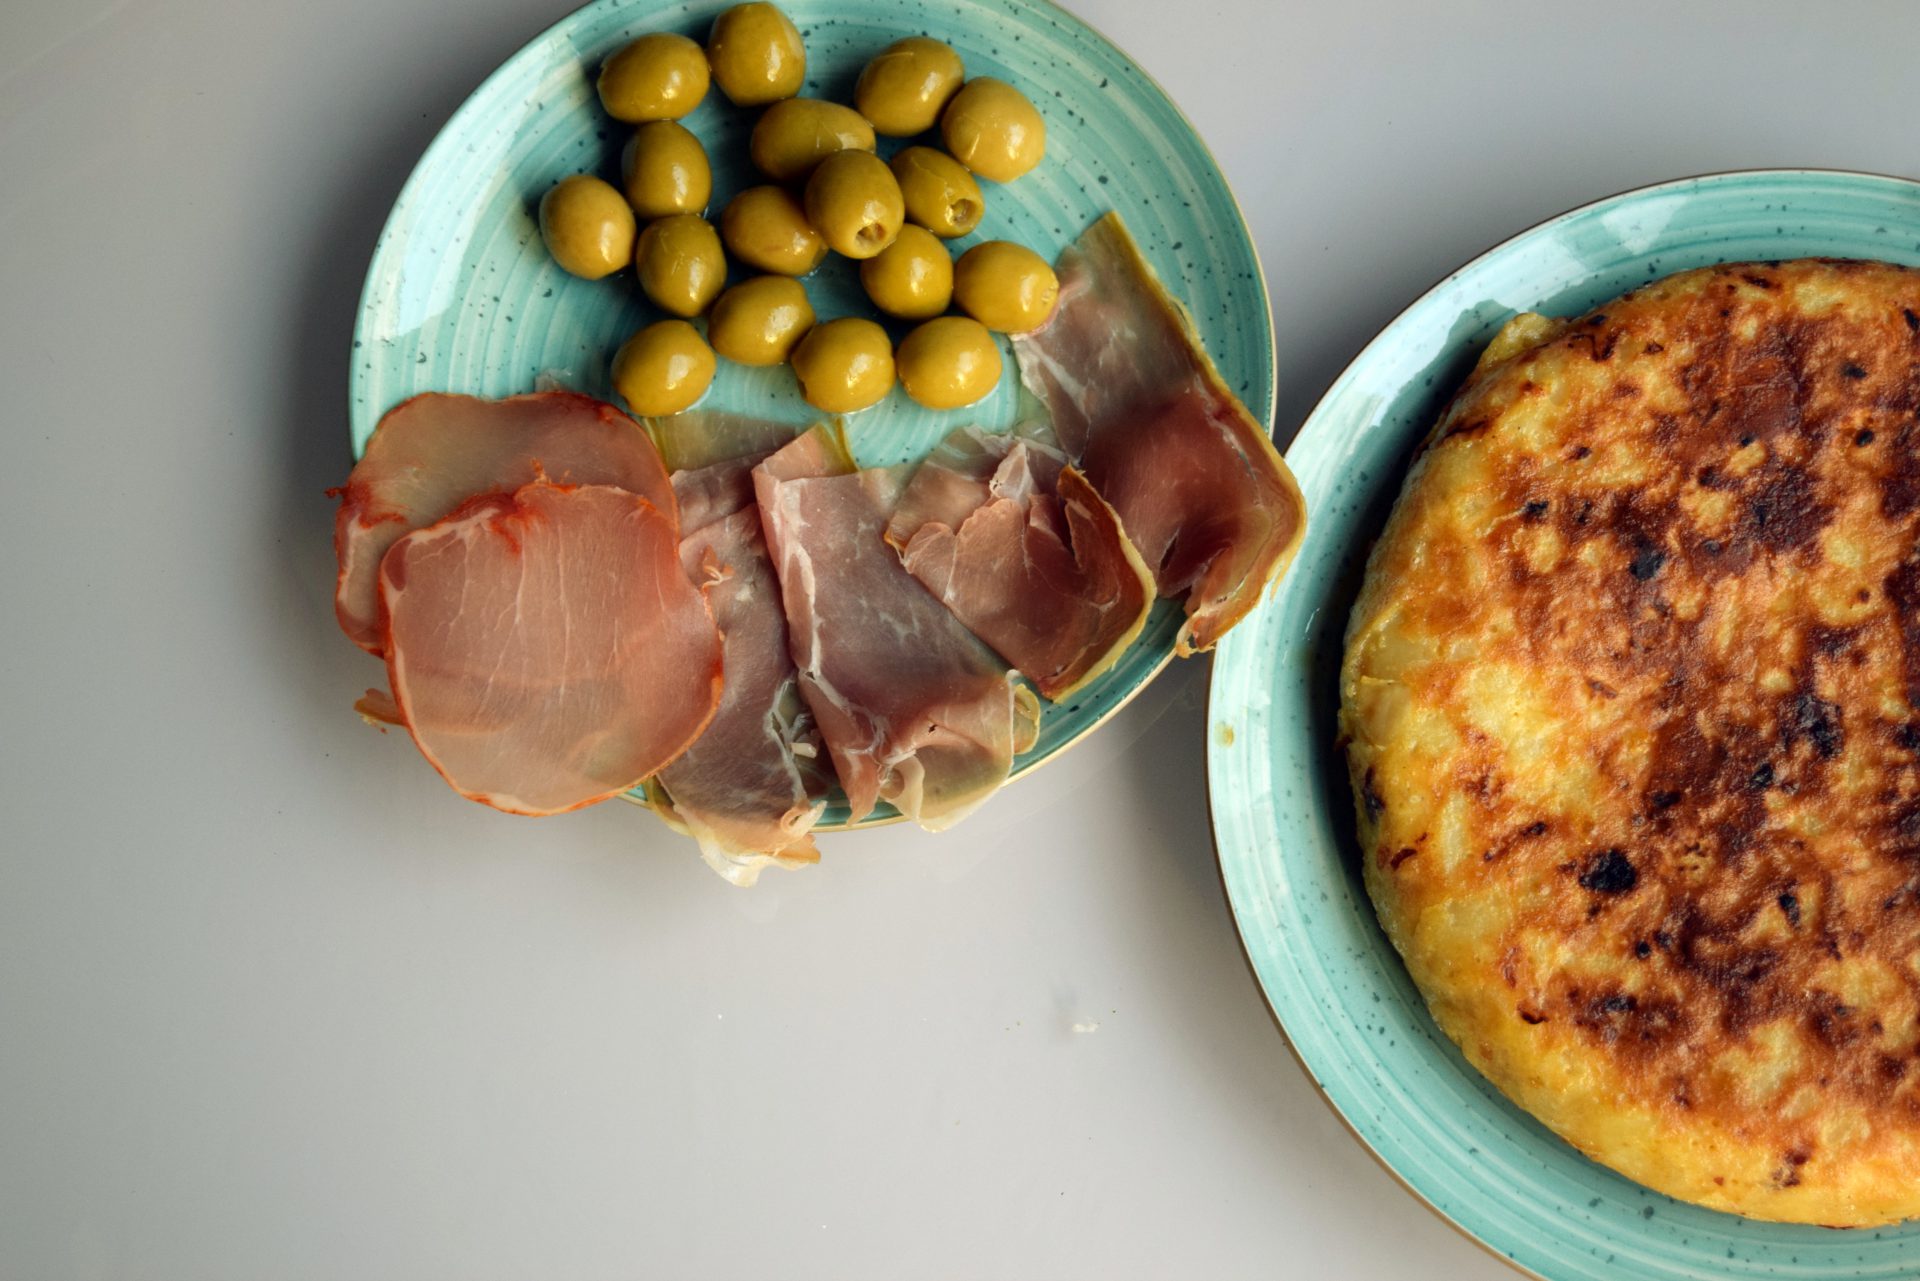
xmin=1344 ymin=258 xmax=1920 ymax=1225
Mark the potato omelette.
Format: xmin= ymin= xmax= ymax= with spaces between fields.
xmin=1343 ymin=259 xmax=1920 ymax=1225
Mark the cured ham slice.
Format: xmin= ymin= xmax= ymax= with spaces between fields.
xmin=645 ymin=407 xmax=801 ymax=474
xmin=379 ymin=481 xmax=723 ymax=817
xmin=886 ymin=425 xmax=1154 ymax=701
xmin=641 ymin=414 xmax=832 ymax=886
xmin=1012 ymin=213 xmax=1307 ymax=655
xmin=354 ymin=688 xmax=403 ymax=728
xmin=334 ymin=391 xmax=674 ymax=655
xmin=754 ymin=425 xmax=1040 ymax=829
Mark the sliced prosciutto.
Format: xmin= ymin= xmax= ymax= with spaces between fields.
xmin=379 ymin=481 xmax=723 ymax=817
xmin=334 ymin=391 xmax=674 ymax=655
xmin=1012 ymin=213 xmax=1307 ymax=655
xmin=644 ymin=407 xmax=802 ymax=474
xmin=885 ymin=425 xmax=1154 ymax=701
xmin=754 ymin=425 xmax=1039 ymax=829
xmin=642 ymin=414 xmax=831 ymax=886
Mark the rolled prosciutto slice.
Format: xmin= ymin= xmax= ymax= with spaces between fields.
xmin=753 ymin=425 xmax=1039 ymax=829
xmin=334 ymin=392 xmax=673 ymax=655
xmin=640 ymin=413 xmax=831 ymax=886
xmin=379 ymin=481 xmax=723 ymax=817
xmin=1011 ymin=213 xmax=1306 ymax=654
xmin=886 ymin=425 xmax=1153 ymax=701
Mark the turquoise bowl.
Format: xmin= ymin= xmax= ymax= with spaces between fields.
xmin=350 ymin=0 xmax=1271 ymax=827
xmin=1210 ymin=171 xmax=1920 ymax=1280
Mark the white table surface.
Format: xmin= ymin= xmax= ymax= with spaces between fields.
xmin=3 ymin=2 xmax=1915 ymax=1277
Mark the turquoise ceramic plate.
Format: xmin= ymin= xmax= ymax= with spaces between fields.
xmin=1210 ymin=170 xmax=1920 ymax=1280
xmin=350 ymin=0 xmax=1270 ymax=827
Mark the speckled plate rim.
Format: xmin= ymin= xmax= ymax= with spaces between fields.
xmin=1208 ymin=168 xmax=1920 ymax=1280
xmin=344 ymin=0 xmax=1276 ymax=832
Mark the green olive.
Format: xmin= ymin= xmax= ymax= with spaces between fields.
xmin=620 ymin=121 xmax=712 ymax=219
xmin=706 ymin=2 xmax=806 ymax=106
xmin=538 ymin=175 xmax=636 ymax=279
xmin=858 ymin=225 xmax=952 ymax=320
xmin=749 ymin=98 xmax=875 ymax=183
xmin=612 ymin=319 xmax=715 ymax=417
xmin=953 ymin=240 xmax=1059 ymax=333
xmin=598 ymin=33 xmax=710 ymax=122
xmin=790 ymin=317 xmax=894 ymax=413
xmin=803 ymin=150 xmax=903 ymax=260
xmin=719 ymin=186 xmax=827 ymax=276
xmin=889 ymin=146 xmax=984 ymax=239
xmin=896 ymin=316 xmax=1002 ymax=410
xmin=709 ymin=276 xmax=814 ymax=366
xmin=940 ymin=77 xmax=1045 ymax=183
xmin=853 ymin=37 xmax=965 ymax=136
xmin=635 ymin=215 xmax=726 ymax=318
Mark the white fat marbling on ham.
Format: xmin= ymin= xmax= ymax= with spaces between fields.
xmin=754 ymin=425 xmax=1039 ymax=829
xmin=379 ymin=481 xmax=722 ymax=817
xmin=1011 ymin=213 xmax=1306 ymax=654
xmin=652 ymin=437 xmax=832 ymax=887
xmin=886 ymin=425 xmax=1154 ymax=701
xmin=334 ymin=391 xmax=673 ymax=655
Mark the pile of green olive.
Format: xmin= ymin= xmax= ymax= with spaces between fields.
xmin=536 ymin=3 xmax=1061 ymax=419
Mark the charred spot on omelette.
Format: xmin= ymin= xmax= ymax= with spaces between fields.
xmin=1342 ymin=259 xmax=1920 ymax=1226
